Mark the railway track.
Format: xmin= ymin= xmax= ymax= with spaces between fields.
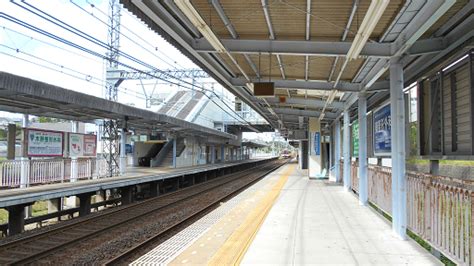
xmin=0 ymin=159 xmax=286 ymax=265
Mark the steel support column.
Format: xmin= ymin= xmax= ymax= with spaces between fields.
xmin=221 ymin=145 xmax=225 ymax=162
xmin=343 ymin=110 xmax=351 ymax=191
xmin=172 ymin=138 xmax=177 ymax=168
xmin=335 ymin=118 xmax=341 ymax=182
xmin=211 ymin=145 xmax=215 ymax=164
xmin=120 ymin=128 xmax=127 ymax=175
xmin=358 ymin=93 xmax=368 ymax=205
xmin=7 ymin=123 xmax=16 ymax=160
xmin=390 ymin=57 xmax=407 ymax=239
xmin=20 ymin=114 xmax=29 ymax=189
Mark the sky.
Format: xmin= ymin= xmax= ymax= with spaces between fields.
xmin=0 ymin=0 xmax=279 ymax=142
xmin=0 ymin=0 xmax=199 ymax=106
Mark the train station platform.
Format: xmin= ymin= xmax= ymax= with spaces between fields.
xmin=0 ymin=157 xmax=273 ymax=208
xmin=133 ymin=161 xmax=440 ymax=265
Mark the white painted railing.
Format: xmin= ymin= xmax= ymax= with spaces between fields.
xmin=0 ymin=158 xmax=109 ymax=188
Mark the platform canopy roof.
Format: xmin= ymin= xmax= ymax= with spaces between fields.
xmin=0 ymin=72 xmax=236 ymax=141
xmin=121 ymin=0 xmax=473 ymax=136
xmin=242 ymin=140 xmax=268 ymax=149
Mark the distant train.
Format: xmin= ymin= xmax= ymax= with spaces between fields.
xmin=281 ymin=149 xmax=291 ymax=159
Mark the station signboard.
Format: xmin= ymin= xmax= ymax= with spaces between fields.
xmin=373 ymin=103 xmax=391 ymax=156
xmin=352 ymin=120 xmax=359 ymax=157
xmin=314 ymin=132 xmax=320 ymax=156
xmin=69 ymin=133 xmax=97 ymax=157
xmin=26 ymin=129 xmax=63 ymax=157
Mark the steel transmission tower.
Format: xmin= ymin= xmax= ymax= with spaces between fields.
xmin=103 ymin=0 xmax=121 ymax=176
xmin=101 ymin=0 xmax=213 ymax=176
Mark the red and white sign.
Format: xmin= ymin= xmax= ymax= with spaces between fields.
xmin=83 ymin=134 xmax=97 ymax=156
xmin=69 ymin=133 xmax=97 ymax=157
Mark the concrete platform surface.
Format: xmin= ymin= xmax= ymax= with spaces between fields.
xmin=136 ymin=161 xmax=439 ymax=265
xmin=241 ymin=163 xmax=440 ymax=265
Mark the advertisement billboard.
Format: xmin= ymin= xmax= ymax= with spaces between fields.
xmin=373 ymin=103 xmax=391 ymax=156
xmin=69 ymin=133 xmax=97 ymax=157
xmin=27 ymin=129 xmax=64 ymax=157
xmin=83 ymin=134 xmax=97 ymax=156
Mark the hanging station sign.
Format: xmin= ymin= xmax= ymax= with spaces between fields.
xmin=26 ymin=129 xmax=64 ymax=157
xmin=373 ymin=103 xmax=392 ymax=156
xmin=314 ymin=132 xmax=321 ymax=156
xmin=352 ymin=120 xmax=359 ymax=157
xmin=69 ymin=133 xmax=97 ymax=157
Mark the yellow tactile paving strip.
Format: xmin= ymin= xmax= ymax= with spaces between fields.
xmin=169 ymin=163 xmax=295 ymax=265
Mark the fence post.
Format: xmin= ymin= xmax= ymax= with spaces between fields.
xmin=471 ymin=192 xmax=474 ymax=265
xmin=20 ymin=158 xmax=30 ymax=188
xmin=423 ymin=174 xmax=431 ymax=240
xmin=61 ymin=159 xmax=65 ymax=183
xmin=71 ymin=157 xmax=78 ymax=182
xmin=88 ymin=159 xmax=92 ymax=179
xmin=0 ymin=162 xmax=3 ymax=187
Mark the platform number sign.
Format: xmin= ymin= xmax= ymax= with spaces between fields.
xmin=373 ymin=103 xmax=391 ymax=156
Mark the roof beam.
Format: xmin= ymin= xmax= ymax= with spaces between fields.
xmin=231 ymin=78 xmax=360 ymax=91
xmin=194 ymin=38 xmax=392 ymax=57
xmin=273 ymin=107 xmax=338 ymax=119
xmin=194 ymin=36 xmax=459 ymax=58
xmin=304 ymin=0 xmax=311 ymax=81
xmin=210 ymin=0 xmax=261 ymax=79
xmin=131 ymin=0 xmax=277 ymax=129
xmin=265 ymin=97 xmax=344 ymax=109
xmin=360 ymin=0 xmax=456 ymax=91
xmin=260 ymin=0 xmax=286 ymax=81
xmin=329 ymin=0 xmax=358 ymax=81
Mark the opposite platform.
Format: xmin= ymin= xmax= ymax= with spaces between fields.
xmin=0 ymin=157 xmax=274 ymax=208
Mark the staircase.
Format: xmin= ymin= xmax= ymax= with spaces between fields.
xmin=158 ymin=91 xmax=186 ymax=114
xmin=138 ymin=143 xmax=164 ymax=167
xmin=151 ymin=138 xmax=185 ymax=167
xmin=176 ymin=91 xmax=204 ymax=119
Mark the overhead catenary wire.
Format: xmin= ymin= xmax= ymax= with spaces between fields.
xmin=82 ymin=0 xmax=186 ymax=70
xmin=10 ymin=1 xmax=254 ymax=126
xmin=2 ymin=2 xmax=256 ymax=127
xmin=70 ymin=0 xmax=184 ymax=70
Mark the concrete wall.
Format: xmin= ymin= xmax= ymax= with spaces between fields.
xmin=192 ymin=100 xmax=223 ymax=129
xmin=132 ymin=142 xmax=157 ymax=166
xmin=29 ymin=122 xmax=86 ymax=133
xmin=175 ymin=136 xmax=208 ymax=167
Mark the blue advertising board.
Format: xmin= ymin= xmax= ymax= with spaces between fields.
xmin=373 ymin=103 xmax=391 ymax=156
xmin=314 ymin=132 xmax=320 ymax=156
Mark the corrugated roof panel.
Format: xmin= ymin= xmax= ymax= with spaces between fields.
xmin=308 ymin=56 xmax=334 ymax=81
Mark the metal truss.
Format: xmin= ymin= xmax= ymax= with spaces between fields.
xmin=103 ymin=0 xmax=121 ymax=177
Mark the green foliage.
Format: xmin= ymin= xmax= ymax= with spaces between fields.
xmin=38 ymin=117 xmax=57 ymax=123
xmin=409 ymin=121 xmax=418 ymax=156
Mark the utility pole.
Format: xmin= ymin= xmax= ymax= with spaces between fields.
xmin=102 ymin=0 xmax=121 ymax=176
